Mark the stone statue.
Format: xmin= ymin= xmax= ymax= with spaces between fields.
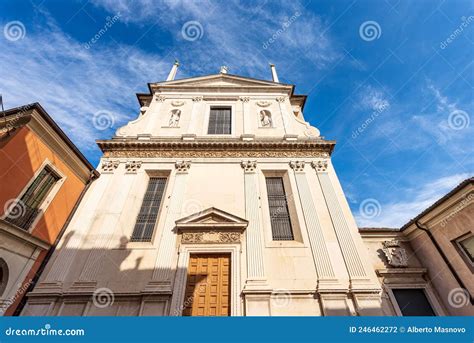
xmin=169 ymin=109 xmax=181 ymax=127
xmin=260 ymin=110 xmax=272 ymax=127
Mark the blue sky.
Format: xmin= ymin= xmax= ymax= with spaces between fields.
xmin=1 ymin=0 xmax=473 ymax=228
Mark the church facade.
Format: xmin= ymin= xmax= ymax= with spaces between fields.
xmin=21 ymin=64 xmax=472 ymax=316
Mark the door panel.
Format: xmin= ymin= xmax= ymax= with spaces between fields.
xmin=182 ymin=254 xmax=231 ymax=316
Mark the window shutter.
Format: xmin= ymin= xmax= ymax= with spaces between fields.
xmin=265 ymin=177 xmax=294 ymax=240
xmin=130 ymin=177 xmax=167 ymax=242
xmin=5 ymin=166 xmax=60 ymax=230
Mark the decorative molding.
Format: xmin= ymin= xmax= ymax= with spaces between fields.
xmin=192 ymin=96 xmax=203 ymax=102
xmin=256 ymin=100 xmax=271 ymax=107
xmin=276 ymin=96 xmax=287 ymax=103
xmin=101 ymin=160 xmax=119 ymax=173
xmin=239 ymin=96 xmax=250 ymax=103
xmin=125 ymin=160 xmax=142 ymax=173
xmin=181 ymin=231 xmax=241 ymax=244
xmin=175 ymin=161 xmax=191 ymax=173
xmin=241 ymin=160 xmax=257 ymax=173
xmin=311 ymin=160 xmax=328 ymax=172
xmin=171 ymin=100 xmax=185 ymax=107
xmin=155 ymin=95 xmax=166 ymax=102
xmin=382 ymin=240 xmax=408 ymax=267
xmin=289 ymin=161 xmax=305 ymax=172
xmin=105 ymin=150 xmax=332 ymax=159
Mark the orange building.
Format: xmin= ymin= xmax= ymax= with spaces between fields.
xmin=0 ymin=103 xmax=98 ymax=315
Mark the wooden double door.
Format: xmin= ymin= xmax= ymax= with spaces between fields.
xmin=182 ymin=254 xmax=231 ymax=316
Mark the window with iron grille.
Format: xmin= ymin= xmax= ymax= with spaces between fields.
xmin=207 ymin=107 xmax=231 ymax=134
xmin=130 ymin=177 xmax=167 ymax=242
xmin=5 ymin=166 xmax=60 ymax=230
xmin=265 ymin=177 xmax=294 ymax=240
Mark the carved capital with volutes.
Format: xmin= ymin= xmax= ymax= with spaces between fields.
xmin=101 ymin=160 xmax=120 ymax=173
xmin=276 ymin=96 xmax=287 ymax=103
xmin=311 ymin=160 xmax=328 ymax=173
xmin=175 ymin=161 xmax=191 ymax=173
xmin=155 ymin=95 xmax=166 ymax=102
xmin=239 ymin=96 xmax=250 ymax=103
xmin=241 ymin=160 xmax=257 ymax=173
xmin=289 ymin=161 xmax=305 ymax=172
xmin=125 ymin=160 xmax=142 ymax=173
xmin=192 ymin=96 xmax=203 ymax=102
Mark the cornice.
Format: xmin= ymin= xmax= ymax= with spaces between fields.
xmin=97 ymin=138 xmax=335 ymax=158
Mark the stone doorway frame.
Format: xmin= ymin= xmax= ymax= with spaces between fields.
xmin=170 ymin=244 xmax=241 ymax=316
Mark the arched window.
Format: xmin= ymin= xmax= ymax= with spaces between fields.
xmin=0 ymin=259 xmax=8 ymax=297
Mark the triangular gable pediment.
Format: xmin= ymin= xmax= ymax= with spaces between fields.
xmin=155 ymin=74 xmax=290 ymax=88
xmin=175 ymin=207 xmax=248 ymax=231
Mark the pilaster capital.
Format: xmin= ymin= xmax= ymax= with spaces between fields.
xmin=175 ymin=160 xmax=191 ymax=173
xmin=239 ymin=96 xmax=250 ymax=103
xmin=276 ymin=96 xmax=287 ymax=103
xmin=192 ymin=96 xmax=203 ymax=102
xmin=289 ymin=161 xmax=305 ymax=172
xmin=101 ymin=160 xmax=120 ymax=173
xmin=241 ymin=160 xmax=257 ymax=173
xmin=154 ymin=95 xmax=166 ymax=102
xmin=311 ymin=160 xmax=328 ymax=173
xmin=125 ymin=160 xmax=142 ymax=173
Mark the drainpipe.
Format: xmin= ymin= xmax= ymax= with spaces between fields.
xmin=415 ymin=220 xmax=473 ymax=305
xmin=13 ymin=171 xmax=99 ymax=316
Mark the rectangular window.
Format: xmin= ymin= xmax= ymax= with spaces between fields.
xmin=5 ymin=166 xmax=60 ymax=230
xmin=207 ymin=107 xmax=231 ymax=134
xmin=455 ymin=234 xmax=474 ymax=264
xmin=130 ymin=177 xmax=167 ymax=242
xmin=392 ymin=289 xmax=436 ymax=316
xmin=265 ymin=177 xmax=294 ymax=241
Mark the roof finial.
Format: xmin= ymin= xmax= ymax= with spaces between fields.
xmin=166 ymin=60 xmax=180 ymax=81
xmin=220 ymin=66 xmax=228 ymax=74
xmin=269 ymin=63 xmax=279 ymax=83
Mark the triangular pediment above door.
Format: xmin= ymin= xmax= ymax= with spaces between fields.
xmin=175 ymin=207 xmax=248 ymax=231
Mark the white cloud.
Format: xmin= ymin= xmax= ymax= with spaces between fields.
xmin=354 ymin=173 xmax=472 ymax=228
xmin=0 ymin=12 xmax=170 ymax=155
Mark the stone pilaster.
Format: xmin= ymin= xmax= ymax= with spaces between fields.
xmin=144 ymin=161 xmax=191 ymax=293
xmin=311 ymin=160 xmax=367 ymax=279
xmin=187 ymin=96 xmax=203 ymax=134
xmin=276 ymin=96 xmax=289 ymax=134
xmin=144 ymin=95 xmax=166 ymax=135
xmin=239 ymin=97 xmax=250 ymax=135
xmin=289 ymin=161 xmax=335 ymax=282
xmin=241 ymin=160 xmax=269 ymax=291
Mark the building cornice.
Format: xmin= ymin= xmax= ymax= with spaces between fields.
xmin=97 ymin=138 xmax=335 ymax=158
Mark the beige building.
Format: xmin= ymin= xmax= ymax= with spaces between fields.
xmin=21 ymin=64 xmax=473 ymax=316
xmin=360 ymin=177 xmax=473 ymax=316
